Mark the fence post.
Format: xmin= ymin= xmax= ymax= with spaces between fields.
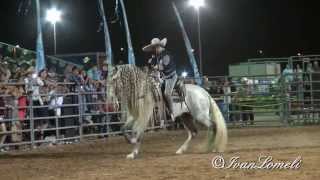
xmin=78 ymin=90 xmax=83 ymax=141
xmin=279 ymin=76 xmax=288 ymax=126
xmin=29 ymin=93 xmax=35 ymax=148
xmin=310 ymin=72 xmax=314 ymax=122
xmin=54 ymin=95 xmax=60 ymax=141
xmin=225 ymin=76 xmax=230 ymax=123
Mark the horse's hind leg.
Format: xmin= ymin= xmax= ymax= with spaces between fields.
xmin=176 ymin=113 xmax=197 ymax=155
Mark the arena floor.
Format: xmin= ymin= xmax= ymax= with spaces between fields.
xmin=0 ymin=126 xmax=319 ymax=180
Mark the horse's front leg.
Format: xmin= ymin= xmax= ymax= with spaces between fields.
xmin=122 ymin=113 xmax=135 ymax=144
xmin=126 ymin=131 xmax=144 ymax=159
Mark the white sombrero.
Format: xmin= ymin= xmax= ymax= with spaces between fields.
xmin=142 ymin=38 xmax=167 ymax=52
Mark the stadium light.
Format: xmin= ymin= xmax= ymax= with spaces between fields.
xmin=188 ymin=0 xmax=205 ymax=76
xmin=46 ymin=8 xmax=61 ymax=25
xmin=188 ymin=0 xmax=205 ymax=10
xmin=46 ymin=8 xmax=62 ymax=55
xmin=182 ymin=71 xmax=188 ymax=78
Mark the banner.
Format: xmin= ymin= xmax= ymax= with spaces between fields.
xmin=172 ymin=2 xmax=202 ymax=85
xmin=97 ymin=0 xmax=113 ymax=66
xmin=35 ymin=0 xmax=46 ymax=72
xmin=118 ymin=0 xmax=135 ymax=65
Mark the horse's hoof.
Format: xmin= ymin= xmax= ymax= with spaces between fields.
xmin=126 ymin=153 xmax=136 ymax=159
xmin=130 ymin=138 xmax=137 ymax=144
xmin=176 ymin=149 xmax=184 ymax=155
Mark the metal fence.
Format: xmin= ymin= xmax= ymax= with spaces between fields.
xmin=1 ymin=72 xmax=320 ymax=152
xmin=205 ymin=72 xmax=320 ymax=128
xmin=0 ymin=82 xmax=165 ymax=152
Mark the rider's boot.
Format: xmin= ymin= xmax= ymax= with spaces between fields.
xmin=165 ymin=95 xmax=175 ymax=122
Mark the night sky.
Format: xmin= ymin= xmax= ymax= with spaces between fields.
xmin=0 ymin=0 xmax=319 ymax=76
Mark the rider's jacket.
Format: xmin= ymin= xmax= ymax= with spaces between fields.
xmin=148 ymin=50 xmax=176 ymax=79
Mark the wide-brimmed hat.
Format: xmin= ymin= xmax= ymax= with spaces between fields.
xmin=142 ymin=38 xmax=167 ymax=52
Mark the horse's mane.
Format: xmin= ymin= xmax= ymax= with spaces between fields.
xmin=113 ymin=64 xmax=159 ymax=119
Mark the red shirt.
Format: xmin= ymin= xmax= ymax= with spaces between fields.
xmin=18 ymin=96 xmax=27 ymax=121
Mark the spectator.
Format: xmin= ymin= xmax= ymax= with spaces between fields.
xmin=203 ymin=76 xmax=213 ymax=94
xmin=282 ymin=64 xmax=294 ymax=83
xmin=306 ymin=62 xmax=313 ymax=74
xmin=84 ymin=76 xmax=97 ymax=114
xmin=9 ymin=84 xmax=24 ymax=143
xmin=313 ymin=61 xmax=320 ymax=71
xmin=24 ymin=67 xmax=48 ymax=141
xmin=282 ymin=64 xmax=294 ymax=104
xmin=294 ymin=65 xmax=304 ymax=106
xmin=223 ymin=78 xmax=231 ymax=121
xmin=0 ymin=61 xmax=11 ymax=82
xmin=87 ymin=64 xmax=101 ymax=81
xmin=296 ymin=64 xmax=303 ymax=81
xmin=304 ymin=62 xmax=313 ymax=106
xmin=0 ymin=85 xmax=8 ymax=151
xmin=63 ymin=66 xmax=82 ymax=138
xmin=312 ymin=61 xmax=320 ymax=115
xmin=101 ymin=63 xmax=108 ymax=80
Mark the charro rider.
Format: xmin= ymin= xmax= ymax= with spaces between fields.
xmin=143 ymin=38 xmax=177 ymax=121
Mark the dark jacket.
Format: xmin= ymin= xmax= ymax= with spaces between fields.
xmin=149 ymin=51 xmax=176 ymax=79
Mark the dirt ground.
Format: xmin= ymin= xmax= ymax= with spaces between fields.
xmin=0 ymin=126 xmax=319 ymax=180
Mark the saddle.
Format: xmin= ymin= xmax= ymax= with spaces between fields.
xmin=147 ymin=69 xmax=186 ymax=105
xmin=173 ymin=78 xmax=186 ymax=103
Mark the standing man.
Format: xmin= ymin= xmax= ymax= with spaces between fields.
xmin=143 ymin=38 xmax=177 ymax=121
xmin=282 ymin=64 xmax=294 ymax=85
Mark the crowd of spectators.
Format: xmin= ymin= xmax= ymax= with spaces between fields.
xmin=0 ymin=55 xmax=120 ymax=151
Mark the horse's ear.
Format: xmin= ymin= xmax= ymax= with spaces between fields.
xmin=110 ymin=66 xmax=119 ymax=80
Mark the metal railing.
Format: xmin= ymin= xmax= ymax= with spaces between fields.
xmin=0 ymin=82 xmax=165 ymax=152
xmin=205 ymin=72 xmax=320 ymax=127
xmin=1 ymin=71 xmax=320 ymax=152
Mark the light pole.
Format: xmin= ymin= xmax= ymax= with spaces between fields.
xmin=46 ymin=8 xmax=61 ymax=55
xmin=188 ymin=0 xmax=205 ymax=76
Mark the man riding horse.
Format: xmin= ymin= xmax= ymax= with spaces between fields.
xmin=143 ymin=38 xmax=177 ymax=121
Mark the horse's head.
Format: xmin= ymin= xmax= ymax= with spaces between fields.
xmin=110 ymin=66 xmax=120 ymax=82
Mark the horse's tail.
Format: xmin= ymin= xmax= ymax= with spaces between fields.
xmin=208 ymin=98 xmax=228 ymax=152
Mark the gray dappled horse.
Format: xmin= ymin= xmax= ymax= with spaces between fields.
xmin=110 ymin=64 xmax=227 ymax=159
